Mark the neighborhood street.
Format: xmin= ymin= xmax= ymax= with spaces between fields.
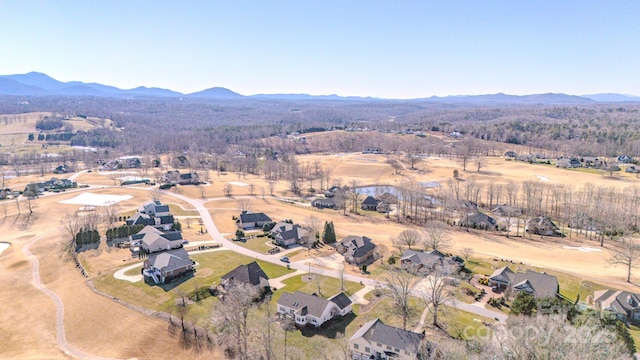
xmin=161 ymin=189 xmax=508 ymax=322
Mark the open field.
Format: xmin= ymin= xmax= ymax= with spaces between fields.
xmin=3 ymin=145 xmax=640 ymax=358
xmin=0 ymin=189 xmax=217 ymax=359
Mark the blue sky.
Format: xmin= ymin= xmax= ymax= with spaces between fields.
xmin=1 ymin=1 xmax=638 ymax=98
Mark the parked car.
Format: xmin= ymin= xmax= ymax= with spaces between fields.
xmin=280 ymin=256 xmax=290 ymax=263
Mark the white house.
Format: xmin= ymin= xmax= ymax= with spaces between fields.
xmin=277 ymin=291 xmax=352 ymax=327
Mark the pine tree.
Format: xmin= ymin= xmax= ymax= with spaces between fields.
xmin=322 ymin=221 xmax=336 ymax=244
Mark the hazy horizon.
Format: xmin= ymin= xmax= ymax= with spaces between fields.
xmin=1 ymin=1 xmax=639 ymax=98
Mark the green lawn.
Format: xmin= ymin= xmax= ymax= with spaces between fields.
xmin=231 ymin=235 xmax=275 ymax=254
xmin=93 ymin=250 xmax=294 ymax=318
xmin=124 ymin=265 xmax=143 ymax=276
xmin=628 ymin=325 xmax=640 ymax=351
xmin=271 ymin=274 xmax=364 ymax=304
xmin=438 ymin=306 xmax=495 ymax=340
xmin=465 ymin=257 xmax=609 ymax=303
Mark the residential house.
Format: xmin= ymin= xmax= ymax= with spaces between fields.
xmin=162 ymin=170 xmax=199 ymax=185
xmin=556 ymin=158 xmax=581 ymax=168
xmin=131 ymin=226 xmax=184 ymax=253
xmin=491 ymin=204 xmax=522 ymax=217
xmin=126 ymin=212 xmax=175 ymax=231
xmin=504 ymin=151 xmax=517 ymax=158
xmin=459 ymin=211 xmax=497 ymax=230
xmin=237 ymin=210 xmax=272 ymax=230
xmin=311 ymin=197 xmax=340 ymax=210
xmin=489 ymin=266 xmax=559 ymax=298
xmin=139 ymin=200 xmax=171 ymax=217
xmin=53 ymin=164 xmax=72 ymax=174
xmin=594 ymin=290 xmax=640 ymax=325
xmin=119 ymin=156 xmax=142 ymax=168
xmin=617 ymin=155 xmax=633 ymax=164
xmin=349 ymin=318 xmax=427 ymax=360
xmin=271 ymin=221 xmax=309 ymax=247
xmin=361 ymin=196 xmax=381 ymax=211
xmin=43 ymin=177 xmax=75 ymax=190
xmin=143 ymin=248 xmax=193 ymax=284
xmin=626 ymin=165 xmax=640 ymax=174
xmin=582 ymin=156 xmax=605 ymax=168
xmin=336 ymin=235 xmax=377 ymax=265
xmin=525 ymin=216 xmax=561 ymax=236
xmin=220 ymin=261 xmax=269 ymax=290
xmin=277 ymin=291 xmax=353 ymax=327
xmin=400 ymin=249 xmax=445 ymax=273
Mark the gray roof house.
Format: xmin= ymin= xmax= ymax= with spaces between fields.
xmin=336 ymin=235 xmax=377 ymax=266
xmin=594 ymin=290 xmax=640 ymax=325
xmin=143 ymin=248 xmax=193 ymax=284
xmin=277 ymin=291 xmax=353 ymax=327
xmin=489 ymin=266 xmax=559 ymax=298
xmin=311 ymin=197 xmax=340 ymax=210
xmin=131 ymin=226 xmax=184 ymax=254
xmin=400 ymin=249 xmax=445 ymax=273
xmin=271 ymin=221 xmax=309 ymax=247
xmin=525 ymin=216 xmax=561 ymax=236
xmin=127 ymin=212 xmax=175 ymax=231
xmin=459 ymin=211 xmax=497 ymax=230
xmin=220 ymin=261 xmax=269 ymax=289
xmin=139 ymin=200 xmax=171 ymax=217
xmin=361 ymin=196 xmax=381 ymax=211
xmin=349 ymin=319 xmax=427 ymax=360
xmin=237 ymin=211 xmax=272 ymax=230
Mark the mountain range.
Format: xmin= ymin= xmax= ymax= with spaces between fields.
xmin=1 ymin=71 xmax=639 ymax=104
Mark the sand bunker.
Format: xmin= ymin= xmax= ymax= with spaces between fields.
xmin=228 ymin=182 xmax=249 ymax=187
xmin=537 ymin=175 xmax=551 ymax=182
xmin=562 ymin=246 xmax=602 ymax=253
xmin=59 ymin=193 xmax=132 ymax=206
xmin=0 ymin=242 xmax=9 ymax=255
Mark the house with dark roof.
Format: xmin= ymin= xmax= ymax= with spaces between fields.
xmin=143 ymin=248 xmax=193 ymax=284
xmin=361 ymin=196 xmax=381 ymax=211
xmin=127 ymin=212 xmax=175 ymax=231
xmin=139 ymin=200 xmax=171 ymax=217
xmin=220 ymin=261 xmax=269 ymax=289
xmin=311 ymin=197 xmax=340 ymax=210
xmin=594 ymin=290 xmax=640 ymax=325
xmin=130 ymin=226 xmax=184 ymax=253
xmin=336 ymin=235 xmax=377 ymax=265
xmin=617 ymin=155 xmax=633 ymax=164
xmin=400 ymin=249 xmax=461 ymax=274
xmin=556 ymin=158 xmax=582 ymax=168
xmin=349 ymin=318 xmax=427 ymax=360
xmin=459 ymin=211 xmax=497 ymax=230
xmin=271 ymin=221 xmax=309 ymax=247
xmin=489 ymin=266 xmax=559 ymax=298
xmin=277 ymin=291 xmax=353 ymax=327
xmin=237 ymin=211 xmax=272 ymax=230
xmin=126 ymin=200 xmax=175 ymax=231
xmin=525 ymin=216 xmax=561 ymax=236
xmin=162 ymin=170 xmax=199 ymax=185
xmin=491 ymin=204 xmax=522 ymax=217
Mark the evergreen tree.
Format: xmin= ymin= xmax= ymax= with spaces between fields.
xmin=322 ymin=221 xmax=336 ymax=244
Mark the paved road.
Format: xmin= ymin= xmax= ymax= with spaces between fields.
xmin=160 ymin=189 xmax=508 ymax=322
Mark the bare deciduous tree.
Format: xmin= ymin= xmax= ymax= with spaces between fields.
xmin=420 ymin=268 xmax=454 ymax=327
xmin=609 ymin=237 xmax=640 ymax=283
xmin=384 ymin=267 xmax=419 ymax=330
xmin=304 ymin=214 xmax=322 ymax=241
xmin=424 ymin=221 xmax=451 ymax=251
xmin=210 ymin=283 xmax=260 ymax=359
xmin=223 ymin=183 xmax=233 ymax=197
xmin=396 ymin=229 xmax=422 ymax=250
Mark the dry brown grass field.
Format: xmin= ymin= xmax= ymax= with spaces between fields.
xmin=0 ymin=111 xmax=112 ymax=154
xmin=1 ymin=145 xmax=640 ymax=359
